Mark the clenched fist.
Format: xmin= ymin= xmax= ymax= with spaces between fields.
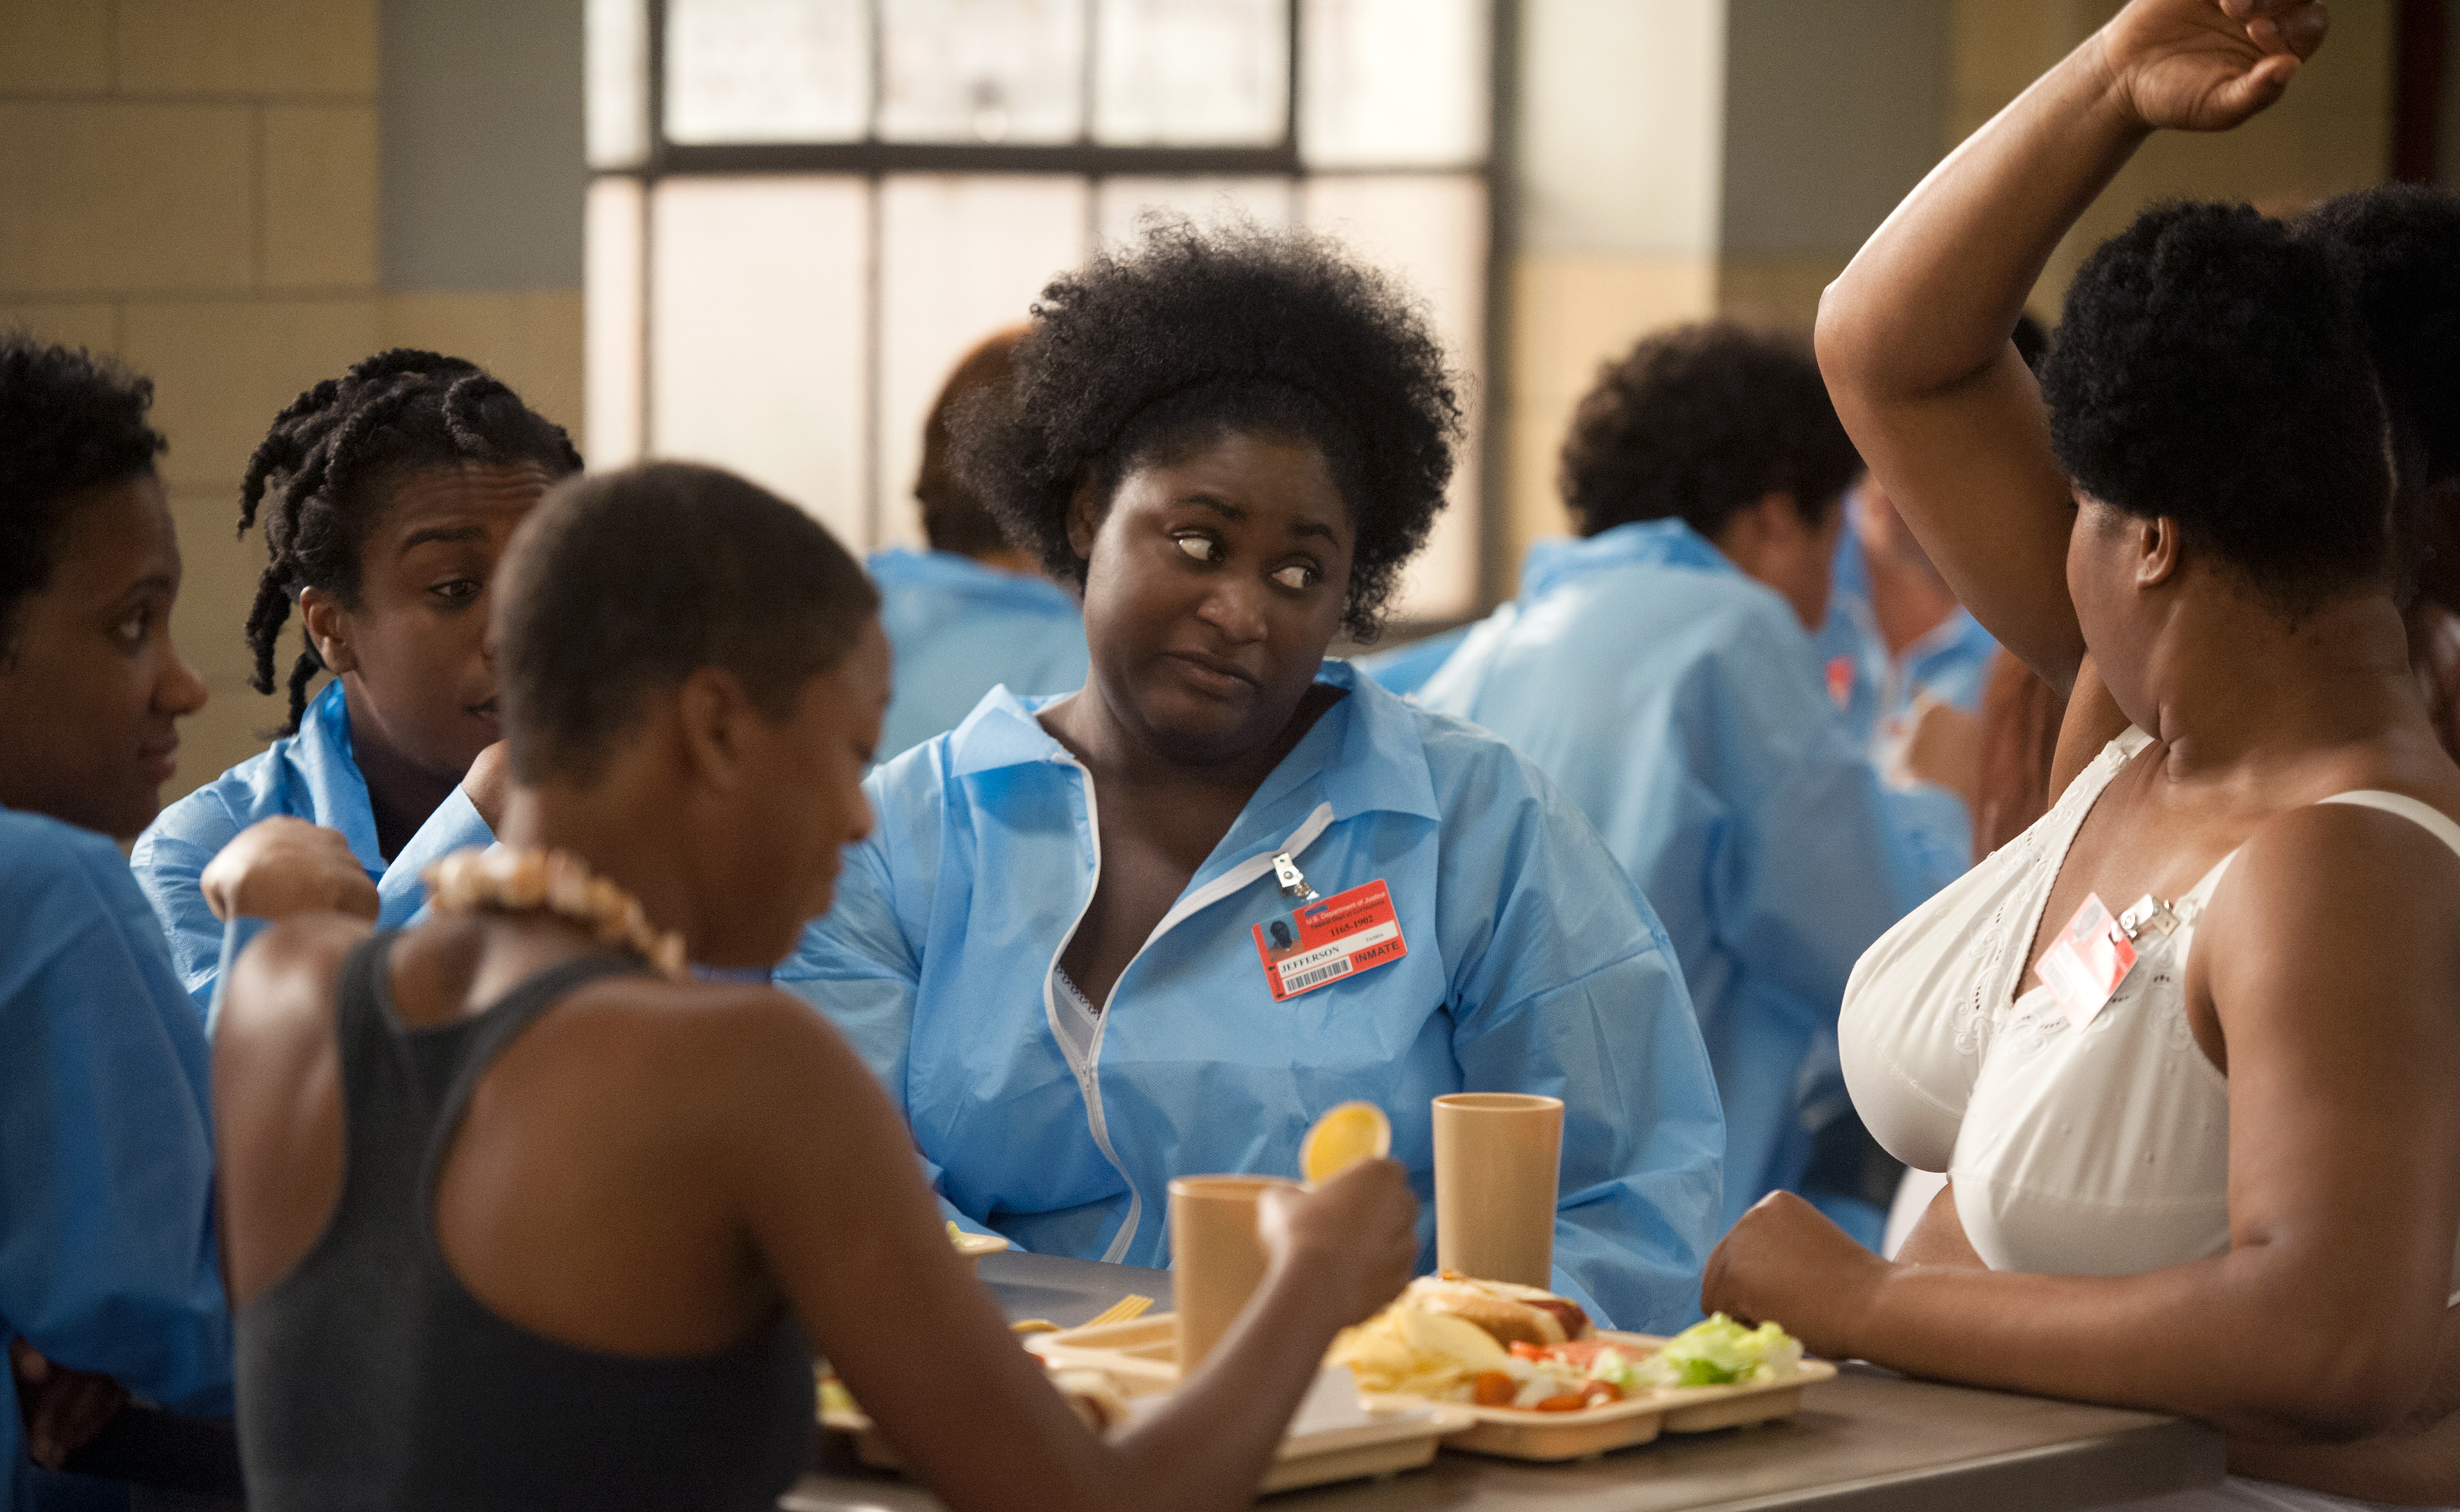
xmin=200 ymin=816 xmax=379 ymax=923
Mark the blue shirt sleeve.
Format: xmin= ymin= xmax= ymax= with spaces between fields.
xmin=127 ymin=789 xmax=246 ymax=1014
xmin=1437 ymin=744 xmax=1725 ymax=1334
xmin=376 ymin=784 xmax=495 ymax=929
xmin=132 ymin=779 xmax=491 ymax=1015
xmin=1701 ymin=612 xmax=1923 ymax=1016
xmin=1880 ymin=783 xmax=1975 ymax=900
xmin=0 ymin=815 xmax=233 ymax=1466
xmin=773 ymin=770 xmax=992 ymax=1235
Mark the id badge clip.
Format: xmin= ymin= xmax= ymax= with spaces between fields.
xmin=1251 ymin=864 xmax=1408 ymax=1002
xmin=2036 ymin=891 xmax=2178 ymax=1031
xmin=1272 ymin=850 xmax=1319 ymax=902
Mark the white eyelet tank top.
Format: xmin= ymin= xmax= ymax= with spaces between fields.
xmin=1842 ymin=727 xmax=2460 ymax=1304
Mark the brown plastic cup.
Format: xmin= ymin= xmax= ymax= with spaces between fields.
xmin=1432 ymin=1092 xmax=1563 ymax=1286
xmin=1168 ymin=1174 xmax=1299 ymax=1372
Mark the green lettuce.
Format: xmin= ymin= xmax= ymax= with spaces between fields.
xmin=1641 ymin=1314 xmax=1803 ymax=1387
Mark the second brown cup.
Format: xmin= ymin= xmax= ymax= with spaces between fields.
xmin=1169 ymin=1174 xmax=1300 ymax=1372
xmin=1432 ymin=1092 xmax=1563 ymax=1287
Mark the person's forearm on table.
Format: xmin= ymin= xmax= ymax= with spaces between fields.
xmin=1841 ymin=1252 xmax=2433 ymax=1443
xmin=1103 ymin=1262 xmax=1355 ymax=1507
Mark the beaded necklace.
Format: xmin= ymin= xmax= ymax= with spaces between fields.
xmin=422 ymin=847 xmax=688 ymax=979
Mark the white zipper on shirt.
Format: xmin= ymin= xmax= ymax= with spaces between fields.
xmin=1041 ymin=749 xmax=1337 ymax=1262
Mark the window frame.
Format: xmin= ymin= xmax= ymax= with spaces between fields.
xmin=595 ymin=0 xmax=1519 ymax=626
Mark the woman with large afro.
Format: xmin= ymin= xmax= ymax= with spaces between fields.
xmin=1704 ymin=0 xmax=2460 ymax=1503
xmin=777 ymin=219 xmax=1723 ymax=1332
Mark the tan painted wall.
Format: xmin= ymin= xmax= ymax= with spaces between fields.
xmin=1494 ymin=0 xmax=2401 ymax=588
xmin=0 ymin=0 xmax=584 ymax=801
xmin=1949 ymin=0 xmax=2398 ymax=316
xmin=1506 ymin=253 xmax=1723 ymax=556
xmin=1503 ymin=0 xmax=1729 ymax=567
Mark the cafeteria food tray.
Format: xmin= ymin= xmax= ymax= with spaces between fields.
xmin=1028 ymin=1315 xmax=1837 ymax=1462
xmin=951 ymin=1231 xmax=1011 ymax=1264
xmin=820 ymin=1366 xmax=1472 ymax=1493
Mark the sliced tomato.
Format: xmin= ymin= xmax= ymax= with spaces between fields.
xmin=1471 ymin=1372 xmax=1517 ymax=1407
xmin=1548 ymin=1338 xmax=1616 ymax=1368
xmin=1532 ymin=1394 xmax=1590 ymax=1413
xmin=1509 ymin=1337 xmax=1617 ymax=1368
xmin=1582 ymin=1380 xmax=1622 ymax=1406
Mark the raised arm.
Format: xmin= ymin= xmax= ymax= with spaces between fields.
xmin=1814 ymin=0 xmax=2325 ymax=692
xmin=727 ymin=995 xmax=1419 ymax=1512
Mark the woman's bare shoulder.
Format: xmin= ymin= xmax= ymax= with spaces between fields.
xmin=2202 ymin=784 xmax=2460 ymax=1044
xmin=219 ymin=914 xmax=374 ymax=1040
xmin=514 ymin=975 xmax=889 ymax=1122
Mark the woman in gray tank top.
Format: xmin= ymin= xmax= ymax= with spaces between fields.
xmin=208 ymin=461 xmax=1422 ymax=1512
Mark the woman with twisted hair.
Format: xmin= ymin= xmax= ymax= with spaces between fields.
xmin=133 ymin=350 xmax=580 ymax=1010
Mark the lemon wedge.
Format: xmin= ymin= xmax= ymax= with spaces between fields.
xmin=1301 ymin=1101 xmax=1392 ymax=1184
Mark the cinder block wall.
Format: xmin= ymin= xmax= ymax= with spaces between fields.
xmin=0 ymin=0 xmax=583 ymax=800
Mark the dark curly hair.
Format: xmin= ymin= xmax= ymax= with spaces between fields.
xmin=497 ymin=462 xmax=880 ymax=784
xmin=2296 ymin=185 xmax=2460 ymax=609
xmin=917 ymin=327 xmax=1027 ymax=559
xmin=2297 ymin=185 xmax=2460 ymax=488
xmin=238 ymin=348 xmax=582 ymax=735
xmin=952 ymin=217 xmax=1460 ymax=639
xmin=1559 ymin=321 xmax=1860 ymax=540
xmin=0 ymin=334 xmax=166 ymax=650
xmin=2040 ymin=202 xmax=2391 ymax=612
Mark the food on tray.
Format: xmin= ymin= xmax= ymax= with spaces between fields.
xmin=1299 ymin=1101 xmax=1393 ymax=1184
xmin=1328 ymin=1274 xmax=1598 ymax=1407
xmin=1403 ymin=1273 xmax=1594 ymax=1348
xmin=1643 ymin=1313 xmax=1803 ymax=1387
xmin=1325 ymin=1280 xmax=1800 ymax=1412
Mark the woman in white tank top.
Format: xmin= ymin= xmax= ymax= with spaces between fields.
xmin=1698 ymin=2 xmax=2460 ymax=1507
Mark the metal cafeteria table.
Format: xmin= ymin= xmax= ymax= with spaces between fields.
xmin=783 ymin=1251 xmax=2224 ymax=1512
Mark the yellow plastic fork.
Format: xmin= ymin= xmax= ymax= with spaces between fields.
xmin=1079 ymin=1293 xmax=1156 ymax=1329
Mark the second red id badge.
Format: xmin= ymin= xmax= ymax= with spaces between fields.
xmin=2035 ymin=891 xmax=2137 ymax=1031
xmin=1251 ymin=879 xmax=1408 ymax=1001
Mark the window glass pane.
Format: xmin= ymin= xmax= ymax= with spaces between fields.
xmin=665 ymin=0 xmax=870 ymax=145
xmin=1095 ymin=0 xmax=1287 ymax=146
xmin=876 ymin=175 xmax=1090 ymax=547
xmin=880 ymin=0 xmax=1086 ymax=143
xmin=1095 ymin=176 xmax=1292 ymax=247
xmin=585 ymin=0 xmax=648 ymax=168
xmin=1302 ymin=175 xmax=1488 ymax=619
xmin=1300 ymin=0 xmax=1489 ymax=168
xmin=584 ymin=176 xmax=645 ymax=466
xmin=650 ymin=178 xmax=871 ymax=544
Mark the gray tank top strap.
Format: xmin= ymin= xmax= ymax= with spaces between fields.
xmin=325 ymin=936 xmax=648 ymax=1267
xmin=417 ymin=948 xmax=649 ymax=1143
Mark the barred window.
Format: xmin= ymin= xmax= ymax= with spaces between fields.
xmin=586 ymin=0 xmax=1498 ymax=621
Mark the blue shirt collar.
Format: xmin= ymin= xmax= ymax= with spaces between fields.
xmin=1519 ymin=518 xmax=1736 ymax=601
xmin=945 ymin=658 xmax=1440 ymax=823
xmin=287 ymin=679 xmax=388 ymax=871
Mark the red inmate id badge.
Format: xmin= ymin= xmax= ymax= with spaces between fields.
xmin=1251 ymin=879 xmax=1408 ymax=1001
xmin=2035 ymin=891 xmax=2137 ymax=1031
